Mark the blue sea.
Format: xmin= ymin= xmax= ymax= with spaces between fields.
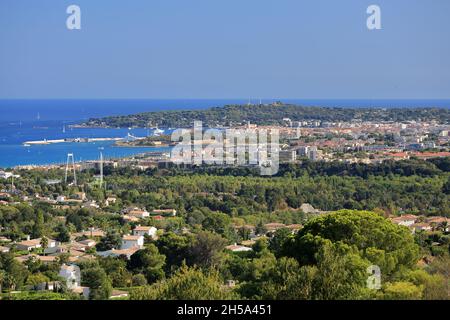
xmin=0 ymin=99 xmax=449 ymax=168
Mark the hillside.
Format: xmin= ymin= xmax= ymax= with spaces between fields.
xmin=81 ymin=103 xmax=450 ymax=128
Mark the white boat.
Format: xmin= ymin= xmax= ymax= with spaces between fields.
xmin=23 ymin=144 xmax=31 ymax=147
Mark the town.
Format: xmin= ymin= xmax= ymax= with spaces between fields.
xmin=0 ymin=107 xmax=449 ymax=300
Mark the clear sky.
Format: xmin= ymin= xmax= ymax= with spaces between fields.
xmin=0 ymin=0 xmax=449 ymax=99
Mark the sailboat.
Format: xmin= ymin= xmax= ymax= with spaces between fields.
xmin=63 ymin=125 xmax=66 ymax=133
xmin=37 ymin=112 xmax=41 ymax=120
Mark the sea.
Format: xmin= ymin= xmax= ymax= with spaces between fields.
xmin=0 ymin=99 xmax=449 ymax=169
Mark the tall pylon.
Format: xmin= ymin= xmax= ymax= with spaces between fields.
xmin=99 ymin=148 xmax=104 ymax=186
xmin=65 ymin=153 xmax=77 ymax=186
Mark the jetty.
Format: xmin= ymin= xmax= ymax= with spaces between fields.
xmin=22 ymin=137 xmax=123 ymax=146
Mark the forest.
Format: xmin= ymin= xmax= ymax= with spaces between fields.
xmin=82 ymin=103 xmax=450 ymax=128
xmin=0 ymin=158 xmax=449 ymax=300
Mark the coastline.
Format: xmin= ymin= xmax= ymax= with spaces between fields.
xmin=22 ymin=137 xmax=123 ymax=145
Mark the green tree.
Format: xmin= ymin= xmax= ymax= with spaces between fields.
xmin=31 ymin=211 xmax=45 ymax=238
xmin=381 ymin=281 xmax=423 ymax=300
xmin=127 ymin=244 xmax=166 ymax=284
xmin=202 ymin=212 xmax=232 ymax=236
xmin=187 ymin=230 xmax=227 ymax=268
xmin=81 ymin=267 xmax=113 ymax=300
xmin=99 ymin=257 xmax=132 ymax=288
xmin=269 ymin=228 xmax=292 ymax=257
xmin=255 ymin=221 xmax=267 ymax=236
xmin=130 ymin=264 xmax=237 ymax=300
xmin=132 ymin=274 xmax=148 ymax=286
xmin=55 ymin=224 xmax=71 ymax=243
xmin=259 ymin=257 xmax=317 ymax=300
xmin=310 ymin=242 xmax=370 ymax=300
xmin=40 ymin=237 xmax=48 ymax=255
xmin=0 ymin=270 xmax=5 ymax=293
xmin=0 ymin=253 xmax=29 ymax=290
xmin=26 ymin=273 xmax=50 ymax=288
xmin=287 ymin=210 xmax=420 ymax=277
xmin=406 ymin=269 xmax=448 ymax=300
xmin=96 ymin=232 xmax=122 ymax=252
xmin=155 ymin=232 xmax=191 ymax=271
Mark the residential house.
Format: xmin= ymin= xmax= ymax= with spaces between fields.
xmin=72 ymin=228 xmax=105 ymax=239
xmin=16 ymin=237 xmax=58 ymax=252
xmin=105 ymin=197 xmax=117 ymax=206
xmin=0 ymin=246 xmax=10 ymax=253
xmin=0 ymin=236 xmax=12 ymax=243
xmin=225 ymin=244 xmax=253 ymax=252
xmin=412 ymin=223 xmax=432 ymax=233
xmin=78 ymin=239 xmax=96 ymax=248
xmin=97 ymin=247 xmax=140 ymax=260
xmin=133 ymin=226 xmax=158 ymax=239
xmin=151 ymin=209 xmax=177 ymax=217
xmin=426 ymin=216 xmax=449 ymax=231
xmin=82 ymin=200 xmax=99 ymax=209
xmin=59 ymin=264 xmax=90 ymax=299
xmin=35 ymin=255 xmax=58 ymax=264
xmin=73 ymin=192 xmax=86 ymax=201
xmin=0 ymin=192 xmax=11 ymax=200
xmin=240 ymin=240 xmax=256 ymax=247
xmin=59 ymin=264 xmax=81 ymax=289
xmin=0 ymin=171 xmax=13 ymax=179
xmin=264 ymin=223 xmax=286 ymax=233
xmin=44 ymin=244 xmax=68 ymax=255
xmin=121 ymin=235 xmax=144 ymax=250
xmin=300 ymin=203 xmax=320 ymax=214
xmin=66 ymin=249 xmax=95 ymax=263
xmin=122 ymin=215 xmax=140 ymax=223
xmin=391 ymin=214 xmax=418 ymax=227
xmin=286 ymin=224 xmax=303 ymax=233
xmin=15 ymin=254 xmax=58 ymax=264
xmin=127 ymin=208 xmax=150 ymax=219
xmin=110 ymin=290 xmax=129 ymax=299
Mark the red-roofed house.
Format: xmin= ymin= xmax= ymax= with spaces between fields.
xmin=391 ymin=214 xmax=418 ymax=227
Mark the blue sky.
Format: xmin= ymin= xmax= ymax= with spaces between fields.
xmin=0 ymin=0 xmax=449 ymax=99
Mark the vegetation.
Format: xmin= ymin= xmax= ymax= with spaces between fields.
xmin=83 ymin=104 xmax=450 ymax=128
xmin=1 ymin=159 xmax=449 ymax=300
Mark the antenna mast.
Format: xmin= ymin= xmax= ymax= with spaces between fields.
xmin=65 ymin=153 xmax=77 ymax=186
xmin=100 ymin=149 xmax=103 ymax=185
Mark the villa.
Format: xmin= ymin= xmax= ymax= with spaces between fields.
xmin=121 ymin=235 xmax=144 ymax=249
xmin=133 ymin=225 xmax=157 ymax=238
xmin=391 ymin=214 xmax=418 ymax=227
xmin=16 ymin=237 xmax=58 ymax=251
